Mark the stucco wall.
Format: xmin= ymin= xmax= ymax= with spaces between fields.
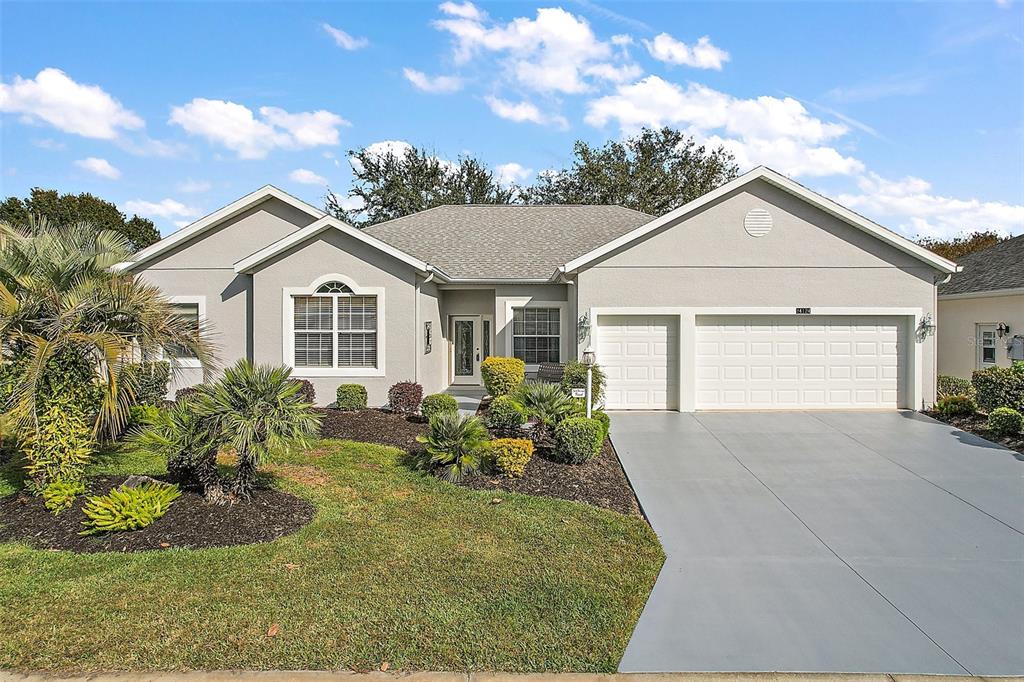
xmin=133 ymin=197 xmax=317 ymax=397
xmin=575 ymin=179 xmax=942 ymax=408
xmin=418 ymin=280 xmax=446 ymax=395
xmin=938 ymin=294 xmax=1024 ymax=379
xmin=250 ymin=229 xmax=419 ymax=406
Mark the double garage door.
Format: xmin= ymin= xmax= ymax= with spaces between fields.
xmin=598 ymin=314 xmax=905 ymax=410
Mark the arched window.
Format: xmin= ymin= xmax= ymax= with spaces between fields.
xmin=293 ymin=279 xmax=377 ymax=369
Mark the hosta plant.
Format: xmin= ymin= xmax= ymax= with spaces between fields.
xmin=80 ymin=481 xmax=181 ymax=535
xmin=416 ymin=412 xmax=490 ymax=481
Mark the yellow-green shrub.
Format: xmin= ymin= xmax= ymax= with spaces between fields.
xmin=80 ymin=481 xmax=181 ymax=535
xmin=489 ymin=438 xmax=534 ymax=478
xmin=22 ymin=394 xmax=94 ymax=491
xmin=481 ymin=357 xmax=525 ymax=397
xmin=988 ymin=407 xmax=1022 ymax=437
xmin=42 ymin=479 xmax=86 ymax=514
xmin=553 ymin=417 xmax=603 ymax=464
xmin=336 ymin=384 xmax=368 ymax=410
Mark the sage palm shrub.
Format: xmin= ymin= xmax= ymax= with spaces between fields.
xmin=416 ymin=412 xmax=490 ymax=481
xmin=512 ymin=381 xmax=573 ymax=444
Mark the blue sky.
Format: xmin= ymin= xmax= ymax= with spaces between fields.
xmin=1 ymin=0 xmax=1022 ymax=239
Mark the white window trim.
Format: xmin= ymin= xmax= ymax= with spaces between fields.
xmin=283 ymin=273 xmax=386 ymax=377
xmin=976 ymin=323 xmax=999 ymax=370
xmin=160 ymin=296 xmax=206 ymax=368
xmin=503 ymin=298 xmax=568 ymax=373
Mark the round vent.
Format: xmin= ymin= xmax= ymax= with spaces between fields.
xmin=744 ymin=208 xmax=773 ymax=237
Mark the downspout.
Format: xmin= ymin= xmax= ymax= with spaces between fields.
xmin=414 ymin=272 xmax=422 ymax=386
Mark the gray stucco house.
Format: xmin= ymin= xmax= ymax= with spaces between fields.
xmin=117 ymin=166 xmax=958 ymax=411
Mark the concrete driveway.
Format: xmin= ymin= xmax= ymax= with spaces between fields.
xmin=611 ymin=411 xmax=1023 ymax=675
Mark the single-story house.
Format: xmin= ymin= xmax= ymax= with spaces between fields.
xmin=937 ymin=234 xmax=1024 ymax=379
xmin=117 ymin=166 xmax=958 ymax=411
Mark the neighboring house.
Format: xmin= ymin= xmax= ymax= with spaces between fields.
xmin=117 ymin=166 xmax=957 ymax=411
xmin=937 ymin=234 xmax=1024 ymax=379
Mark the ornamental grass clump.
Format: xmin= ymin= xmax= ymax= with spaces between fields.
xmin=80 ymin=481 xmax=181 ymax=535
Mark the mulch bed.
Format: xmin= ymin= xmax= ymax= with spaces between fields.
xmin=458 ymin=438 xmax=642 ymax=517
xmin=0 ymin=475 xmax=314 ymax=553
xmin=925 ymin=410 xmax=1024 ymax=456
xmin=317 ymin=407 xmax=426 ymax=450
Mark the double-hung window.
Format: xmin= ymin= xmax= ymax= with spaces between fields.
xmin=164 ymin=302 xmax=200 ymax=362
xmin=294 ymin=282 xmax=378 ymax=369
xmin=512 ymin=307 xmax=560 ymax=364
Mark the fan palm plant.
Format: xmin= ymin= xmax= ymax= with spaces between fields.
xmin=192 ymin=360 xmax=321 ymax=497
xmin=511 ymin=381 xmax=573 ymax=445
xmin=0 ymin=217 xmax=217 ymax=437
xmin=415 ymin=412 xmax=490 ymax=481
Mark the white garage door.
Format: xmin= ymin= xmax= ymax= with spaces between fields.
xmin=597 ymin=315 xmax=679 ymax=410
xmin=696 ymin=315 xmax=904 ymax=409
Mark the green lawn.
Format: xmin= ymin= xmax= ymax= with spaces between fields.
xmin=0 ymin=439 xmax=664 ymax=673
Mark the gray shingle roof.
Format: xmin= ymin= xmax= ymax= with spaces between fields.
xmin=363 ymin=204 xmax=653 ymax=279
xmin=939 ymin=234 xmax=1024 ymax=296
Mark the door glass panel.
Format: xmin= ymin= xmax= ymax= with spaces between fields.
xmin=455 ymin=320 xmax=474 ymax=376
xmin=483 ymin=320 xmax=491 ymax=359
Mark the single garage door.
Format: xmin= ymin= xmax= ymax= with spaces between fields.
xmin=696 ymin=315 xmax=905 ymax=409
xmin=598 ymin=315 xmax=679 ymax=410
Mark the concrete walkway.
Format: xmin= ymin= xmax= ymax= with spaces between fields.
xmin=444 ymin=385 xmax=486 ymax=416
xmin=611 ymin=411 xmax=1024 ymax=676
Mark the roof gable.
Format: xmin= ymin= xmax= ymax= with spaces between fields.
xmin=939 ymin=234 xmax=1024 ymax=297
xmin=559 ymin=166 xmax=959 ymax=276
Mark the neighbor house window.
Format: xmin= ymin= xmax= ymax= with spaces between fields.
xmin=512 ymin=307 xmax=560 ymax=364
xmin=293 ymin=282 xmax=377 ymax=369
xmin=164 ymin=303 xmax=200 ymax=360
xmin=978 ymin=325 xmax=997 ymax=368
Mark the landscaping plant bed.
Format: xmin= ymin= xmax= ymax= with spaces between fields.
xmin=0 ymin=475 xmax=314 ymax=553
xmin=926 ymin=410 xmax=1024 ymax=456
xmin=458 ymin=439 xmax=642 ymax=517
xmin=317 ymin=407 xmax=426 ymax=449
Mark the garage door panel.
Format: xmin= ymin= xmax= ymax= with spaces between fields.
xmin=696 ymin=316 xmax=905 ymax=410
xmin=599 ymin=315 xmax=679 ymax=410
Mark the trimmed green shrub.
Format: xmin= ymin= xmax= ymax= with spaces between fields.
xmin=21 ymin=393 xmax=94 ymax=492
xmin=937 ymin=375 xmax=975 ymax=400
xmin=560 ymin=360 xmax=606 ymax=406
xmin=987 ymin=407 xmax=1022 ymax=438
xmin=80 ymin=481 xmax=181 ymax=535
xmin=416 ymin=412 xmax=490 ymax=481
xmin=481 ymin=357 xmax=526 ymax=397
xmin=553 ymin=417 xmax=604 ymax=464
xmin=592 ymin=410 xmax=611 ymax=440
xmin=486 ymin=395 xmax=527 ymax=433
xmin=488 ymin=438 xmax=534 ymax=478
xmin=971 ymin=363 xmax=1024 ymax=412
xmin=128 ymin=403 xmax=162 ymax=430
xmin=336 ymin=384 xmax=368 ymax=410
xmin=291 ymin=379 xmax=316 ymax=405
xmin=422 ymin=393 xmax=459 ymax=421
xmin=935 ymin=395 xmax=977 ymax=417
xmin=42 ymin=479 xmax=86 ymax=514
xmin=128 ymin=361 xmax=171 ymax=405
xmin=175 ymin=386 xmax=200 ymax=403
xmin=389 ymin=381 xmax=423 ymax=414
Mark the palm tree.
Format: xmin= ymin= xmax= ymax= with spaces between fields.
xmin=0 ymin=217 xmax=217 ymax=436
xmin=193 ymin=360 xmax=321 ymax=497
xmin=416 ymin=412 xmax=490 ymax=481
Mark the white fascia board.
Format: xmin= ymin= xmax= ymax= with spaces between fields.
xmin=233 ymin=215 xmax=430 ymax=274
xmin=560 ymin=166 xmax=959 ymax=276
xmin=115 ymin=185 xmax=325 ymax=272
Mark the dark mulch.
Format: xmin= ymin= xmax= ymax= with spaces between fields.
xmin=0 ymin=475 xmax=315 ymax=553
xmin=317 ymin=407 xmax=426 ymax=450
xmin=926 ymin=410 xmax=1024 ymax=456
xmin=459 ymin=439 xmax=643 ymax=517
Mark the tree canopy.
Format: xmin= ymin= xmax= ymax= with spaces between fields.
xmin=915 ymin=230 xmax=1009 ymax=262
xmin=0 ymin=188 xmax=160 ymax=252
xmin=327 ymin=127 xmax=739 ymax=225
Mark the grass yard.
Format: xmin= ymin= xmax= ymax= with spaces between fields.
xmin=0 ymin=438 xmax=664 ymax=673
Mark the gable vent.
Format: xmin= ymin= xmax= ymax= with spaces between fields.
xmin=744 ymin=208 xmax=773 ymax=237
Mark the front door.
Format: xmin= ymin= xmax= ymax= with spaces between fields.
xmin=452 ymin=315 xmax=481 ymax=385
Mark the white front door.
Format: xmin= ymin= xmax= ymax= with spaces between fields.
xmin=451 ymin=315 xmax=482 ymax=385
xmin=977 ymin=324 xmax=998 ymax=369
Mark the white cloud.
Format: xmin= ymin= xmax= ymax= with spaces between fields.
xmin=495 ymin=162 xmax=533 ymax=186
xmin=124 ymin=198 xmax=199 ymax=221
xmin=349 ymin=140 xmax=414 ymax=174
xmin=485 ymin=96 xmax=568 ymax=128
xmin=289 ymin=168 xmax=328 ymax=185
xmin=583 ymin=62 xmax=643 ymax=83
xmin=403 ymin=68 xmax=464 ymax=93
xmin=168 ymin=99 xmax=348 ymax=159
xmin=321 ymin=23 xmax=369 ymax=50
xmin=611 ymin=34 xmax=634 ymax=46
xmin=32 ymin=138 xmax=66 ymax=150
xmin=838 ymin=173 xmax=1024 ymax=239
xmin=439 ymin=1 xmax=484 ymax=20
xmin=74 ymin=157 xmax=121 ymax=180
xmin=643 ymin=33 xmax=730 ymax=70
xmin=177 ymin=178 xmax=211 ymax=193
xmin=585 ymin=75 xmax=862 ymax=177
xmin=434 ymin=6 xmax=637 ymax=95
xmin=0 ymin=67 xmax=143 ymax=139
